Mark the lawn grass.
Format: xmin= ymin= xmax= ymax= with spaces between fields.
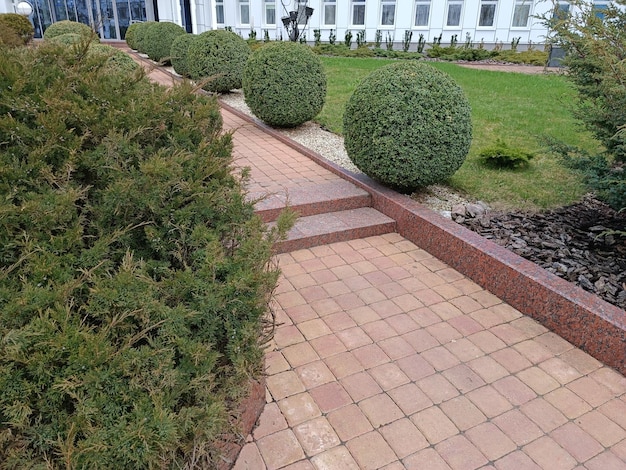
xmin=318 ymin=56 xmax=598 ymax=210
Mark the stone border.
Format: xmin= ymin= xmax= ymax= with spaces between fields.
xmin=220 ymin=101 xmax=626 ymax=376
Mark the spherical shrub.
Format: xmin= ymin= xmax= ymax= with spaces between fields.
xmin=43 ymin=20 xmax=93 ymax=40
xmin=130 ymin=21 xmax=157 ymax=54
xmin=142 ymin=21 xmax=186 ymax=64
xmin=243 ymin=42 xmax=326 ymax=128
xmin=0 ymin=25 xmax=23 ymax=48
xmin=47 ymin=32 xmax=84 ymax=45
xmin=187 ymin=29 xmax=250 ymax=93
xmin=343 ymin=62 xmax=472 ymax=192
xmin=124 ymin=21 xmax=142 ymax=49
xmin=170 ymin=33 xmax=196 ymax=77
xmin=0 ymin=13 xmax=34 ymax=45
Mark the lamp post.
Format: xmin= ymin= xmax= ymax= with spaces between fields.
xmin=280 ymin=0 xmax=313 ymax=42
xmin=14 ymin=0 xmax=33 ymax=15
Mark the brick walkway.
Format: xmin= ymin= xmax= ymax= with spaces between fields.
xmin=124 ymin=48 xmax=626 ymax=469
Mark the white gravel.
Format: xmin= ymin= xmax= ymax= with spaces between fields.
xmin=219 ymin=90 xmax=474 ymax=214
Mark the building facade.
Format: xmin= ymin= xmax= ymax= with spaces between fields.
xmin=0 ymin=0 xmax=611 ymax=46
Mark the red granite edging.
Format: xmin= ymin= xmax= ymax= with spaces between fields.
xmin=220 ymin=101 xmax=626 ymax=376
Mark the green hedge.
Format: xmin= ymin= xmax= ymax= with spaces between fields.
xmin=43 ymin=20 xmax=93 ymax=40
xmin=124 ymin=21 xmax=143 ymax=50
xmin=344 ymin=62 xmax=472 ymax=192
xmin=142 ymin=21 xmax=187 ymax=64
xmin=188 ymin=29 xmax=250 ymax=93
xmin=0 ymin=40 xmax=287 ymax=469
xmin=243 ymin=42 xmax=327 ymax=127
xmin=131 ymin=21 xmax=158 ymax=54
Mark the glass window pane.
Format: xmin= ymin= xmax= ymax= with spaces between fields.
xmin=381 ymin=5 xmax=395 ymax=25
xmin=447 ymin=4 xmax=462 ymax=26
xmin=415 ymin=3 xmax=429 ymax=26
xmin=324 ymin=5 xmax=336 ymax=24
xmin=266 ymin=5 xmax=275 ymax=23
xmin=512 ymin=3 xmax=530 ymax=27
xmin=479 ymin=4 xmax=496 ymax=26
xmin=240 ymin=4 xmax=249 ymax=24
xmin=352 ymin=4 xmax=365 ymax=24
xmin=216 ymin=5 xmax=224 ymax=23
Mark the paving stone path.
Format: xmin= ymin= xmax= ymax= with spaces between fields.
xmin=123 ymin=47 xmax=626 ymax=469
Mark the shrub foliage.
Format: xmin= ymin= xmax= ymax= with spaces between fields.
xmin=188 ymin=29 xmax=250 ymax=93
xmin=129 ymin=21 xmax=157 ymax=54
xmin=170 ymin=33 xmax=196 ymax=78
xmin=479 ymin=139 xmax=535 ymax=169
xmin=343 ymin=62 xmax=472 ymax=192
xmin=142 ymin=21 xmax=187 ymax=64
xmin=0 ymin=41 xmax=286 ymax=468
xmin=42 ymin=19 xmax=93 ymax=39
xmin=243 ymin=41 xmax=327 ymax=127
xmin=0 ymin=13 xmax=34 ymax=45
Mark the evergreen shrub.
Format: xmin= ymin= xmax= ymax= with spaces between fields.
xmin=243 ymin=41 xmax=327 ymax=127
xmin=42 ymin=19 xmax=93 ymax=40
xmin=479 ymin=139 xmax=535 ymax=168
xmin=343 ymin=62 xmax=472 ymax=192
xmin=170 ymin=32 xmax=196 ymax=77
xmin=131 ymin=21 xmax=157 ymax=54
xmin=124 ymin=21 xmax=142 ymax=49
xmin=88 ymin=43 xmax=141 ymax=74
xmin=188 ymin=29 xmax=250 ymax=93
xmin=47 ymin=32 xmax=83 ymax=45
xmin=0 ymin=25 xmax=22 ymax=48
xmin=0 ymin=41 xmax=288 ymax=468
xmin=142 ymin=21 xmax=187 ymax=64
xmin=0 ymin=13 xmax=34 ymax=45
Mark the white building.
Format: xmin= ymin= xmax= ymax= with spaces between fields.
xmin=0 ymin=0 xmax=610 ymax=46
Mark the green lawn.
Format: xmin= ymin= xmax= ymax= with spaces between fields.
xmin=317 ymin=56 xmax=599 ymax=210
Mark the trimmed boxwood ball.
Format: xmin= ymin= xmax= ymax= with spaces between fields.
xmin=142 ymin=21 xmax=186 ymax=64
xmin=88 ymin=43 xmax=141 ymax=74
xmin=43 ymin=20 xmax=93 ymax=40
xmin=170 ymin=33 xmax=196 ymax=77
xmin=187 ymin=29 xmax=250 ymax=93
xmin=243 ymin=42 xmax=326 ymax=128
xmin=0 ymin=13 xmax=34 ymax=45
xmin=124 ymin=21 xmax=142 ymax=49
xmin=131 ymin=21 xmax=157 ymax=54
xmin=343 ymin=62 xmax=472 ymax=192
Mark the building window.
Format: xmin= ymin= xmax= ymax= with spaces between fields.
xmin=264 ymin=0 xmax=275 ymax=24
xmin=324 ymin=0 xmax=336 ymax=25
xmin=239 ymin=0 xmax=249 ymax=24
xmin=414 ymin=0 xmax=431 ymax=27
xmin=478 ymin=0 xmax=497 ymax=27
xmin=512 ymin=0 xmax=531 ymax=27
xmin=593 ymin=1 xmax=609 ymax=19
xmin=446 ymin=0 xmax=463 ymax=27
xmin=352 ymin=0 xmax=366 ymax=25
xmin=380 ymin=0 xmax=396 ymax=26
xmin=215 ymin=0 xmax=224 ymax=24
xmin=553 ymin=1 xmax=570 ymax=19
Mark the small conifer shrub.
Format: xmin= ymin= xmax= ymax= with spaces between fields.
xmin=479 ymin=139 xmax=535 ymax=168
xmin=130 ymin=21 xmax=158 ymax=54
xmin=243 ymin=41 xmax=327 ymax=127
xmin=43 ymin=19 xmax=93 ymax=39
xmin=0 ymin=40 xmax=288 ymax=468
xmin=142 ymin=21 xmax=187 ymax=64
xmin=187 ymin=29 xmax=250 ymax=93
xmin=343 ymin=62 xmax=472 ymax=192
xmin=124 ymin=21 xmax=142 ymax=49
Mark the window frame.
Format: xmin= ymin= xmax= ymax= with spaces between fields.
xmin=413 ymin=0 xmax=431 ymax=28
xmin=323 ymin=0 xmax=336 ymax=26
xmin=380 ymin=0 xmax=396 ymax=27
xmin=477 ymin=0 xmax=498 ymax=28
xmin=238 ymin=0 xmax=250 ymax=25
xmin=445 ymin=0 xmax=463 ymax=28
xmin=511 ymin=0 xmax=531 ymax=28
xmin=215 ymin=0 xmax=224 ymax=25
xmin=263 ymin=0 xmax=275 ymax=25
xmin=351 ymin=0 xmax=366 ymax=26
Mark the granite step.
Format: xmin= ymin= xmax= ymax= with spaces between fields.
xmin=273 ymin=207 xmax=396 ymax=253
xmin=252 ymin=180 xmax=371 ymax=223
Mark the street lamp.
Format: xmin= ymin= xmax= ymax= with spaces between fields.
xmin=14 ymin=0 xmax=33 ymax=15
xmin=280 ymin=0 xmax=313 ymax=42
